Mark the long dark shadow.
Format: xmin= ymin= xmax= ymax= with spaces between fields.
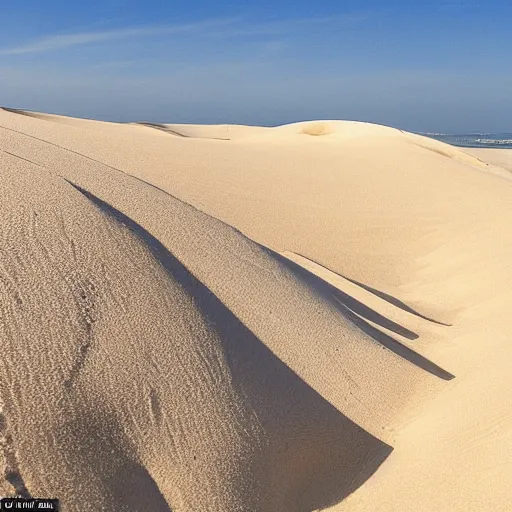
xmin=137 ymin=122 xmax=188 ymax=137
xmin=337 ymin=303 xmax=454 ymax=380
xmin=269 ymin=251 xmax=419 ymax=340
xmin=330 ymin=287 xmax=418 ymax=340
xmin=137 ymin=122 xmax=230 ymax=140
xmin=267 ymin=250 xmax=454 ymax=381
xmin=1 ymin=107 xmax=41 ymax=119
xmin=66 ymin=180 xmax=393 ymax=511
xmin=294 ymin=252 xmax=452 ymax=326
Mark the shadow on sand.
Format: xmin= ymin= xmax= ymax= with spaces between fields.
xmin=66 ymin=181 xmax=393 ymax=511
xmin=266 ymin=250 xmax=454 ymax=381
xmin=294 ymin=253 xmax=451 ymax=326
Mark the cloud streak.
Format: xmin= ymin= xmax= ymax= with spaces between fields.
xmin=0 ymin=14 xmax=365 ymax=56
xmin=0 ymin=19 xmax=238 ymax=56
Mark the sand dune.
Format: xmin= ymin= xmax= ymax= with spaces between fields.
xmin=141 ymin=123 xmax=271 ymax=140
xmin=0 ymin=108 xmax=511 ymax=511
xmin=466 ymin=147 xmax=512 ymax=173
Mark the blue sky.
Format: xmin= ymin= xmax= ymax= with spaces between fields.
xmin=1 ymin=0 xmax=511 ymax=132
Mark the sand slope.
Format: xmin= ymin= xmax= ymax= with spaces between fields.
xmin=0 ymin=109 xmax=511 ymax=511
xmin=466 ymin=147 xmax=512 ymax=173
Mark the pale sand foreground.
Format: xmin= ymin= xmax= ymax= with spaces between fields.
xmin=0 ymin=108 xmax=511 ymax=511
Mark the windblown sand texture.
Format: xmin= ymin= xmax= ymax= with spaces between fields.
xmin=0 ymin=108 xmax=511 ymax=511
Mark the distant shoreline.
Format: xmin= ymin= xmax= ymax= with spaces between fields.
xmin=419 ymin=132 xmax=512 ymax=149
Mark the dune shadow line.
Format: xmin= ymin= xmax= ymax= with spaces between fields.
xmin=264 ymin=256 xmax=418 ymax=339
xmin=137 ymin=122 xmax=230 ymax=140
xmin=65 ymin=180 xmax=393 ymax=511
xmin=268 ymin=251 xmax=454 ymax=381
xmin=137 ymin=122 xmax=188 ymax=137
xmin=294 ymin=253 xmax=452 ymax=326
xmin=1 ymin=107 xmax=41 ymax=119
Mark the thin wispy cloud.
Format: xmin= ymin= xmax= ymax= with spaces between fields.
xmin=0 ymin=19 xmax=237 ymax=56
xmin=0 ymin=15 xmax=365 ymax=56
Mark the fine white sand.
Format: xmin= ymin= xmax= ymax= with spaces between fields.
xmin=0 ymin=108 xmax=511 ymax=511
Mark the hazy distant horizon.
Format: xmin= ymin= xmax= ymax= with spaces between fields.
xmin=3 ymin=104 xmax=511 ymax=139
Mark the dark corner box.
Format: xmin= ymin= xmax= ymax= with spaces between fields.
xmin=0 ymin=498 xmax=59 ymax=510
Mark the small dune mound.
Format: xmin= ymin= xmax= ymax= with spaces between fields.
xmin=263 ymin=120 xmax=404 ymax=141
xmin=300 ymin=122 xmax=335 ymax=136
